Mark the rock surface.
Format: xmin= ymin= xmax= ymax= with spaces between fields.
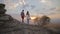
xmin=0 ymin=14 xmax=21 ymax=34
xmin=0 ymin=14 xmax=60 ymax=34
xmin=0 ymin=14 xmax=48 ymax=34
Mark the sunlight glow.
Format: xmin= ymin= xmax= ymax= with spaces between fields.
xmin=30 ymin=17 xmax=37 ymax=20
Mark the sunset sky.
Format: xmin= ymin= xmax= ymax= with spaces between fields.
xmin=0 ymin=0 xmax=60 ymax=18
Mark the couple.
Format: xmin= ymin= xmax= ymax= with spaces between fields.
xmin=21 ymin=10 xmax=30 ymax=24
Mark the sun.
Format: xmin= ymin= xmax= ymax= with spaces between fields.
xmin=30 ymin=16 xmax=36 ymax=20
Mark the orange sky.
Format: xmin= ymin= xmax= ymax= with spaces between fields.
xmin=48 ymin=14 xmax=60 ymax=19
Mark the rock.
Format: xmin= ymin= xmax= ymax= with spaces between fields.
xmin=0 ymin=3 xmax=6 ymax=14
xmin=0 ymin=14 xmax=12 ymax=21
xmin=43 ymin=23 xmax=60 ymax=34
xmin=0 ymin=9 xmax=6 ymax=14
xmin=0 ymin=4 xmax=21 ymax=34
xmin=0 ymin=3 xmax=5 ymax=9
xmin=0 ymin=3 xmax=21 ymax=33
xmin=0 ymin=14 xmax=21 ymax=34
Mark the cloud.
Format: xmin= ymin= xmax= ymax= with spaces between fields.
xmin=19 ymin=0 xmax=26 ymax=5
xmin=2 ymin=0 xmax=60 ymax=16
xmin=4 ymin=0 xmax=27 ymax=9
xmin=49 ymin=7 xmax=60 ymax=11
xmin=55 ymin=7 xmax=60 ymax=11
xmin=4 ymin=0 xmax=34 ymax=14
xmin=42 ymin=6 xmax=60 ymax=15
xmin=4 ymin=0 xmax=17 ymax=9
xmin=39 ymin=0 xmax=52 ymax=6
xmin=49 ymin=14 xmax=60 ymax=18
xmin=0 ymin=0 xmax=4 ymax=3
xmin=31 ymin=5 xmax=35 ymax=9
xmin=49 ymin=6 xmax=60 ymax=13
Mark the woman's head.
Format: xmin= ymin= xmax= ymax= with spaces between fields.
xmin=26 ymin=11 xmax=29 ymax=15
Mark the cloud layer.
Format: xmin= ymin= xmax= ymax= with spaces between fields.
xmin=0 ymin=0 xmax=60 ymax=17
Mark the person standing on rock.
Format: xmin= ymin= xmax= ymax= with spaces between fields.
xmin=21 ymin=10 xmax=25 ymax=23
xmin=26 ymin=11 xmax=30 ymax=24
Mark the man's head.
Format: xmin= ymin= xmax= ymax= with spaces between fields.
xmin=22 ymin=10 xmax=24 ymax=12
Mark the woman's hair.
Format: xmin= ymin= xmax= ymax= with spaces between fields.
xmin=26 ymin=11 xmax=29 ymax=15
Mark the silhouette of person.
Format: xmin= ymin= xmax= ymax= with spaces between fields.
xmin=21 ymin=10 xmax=25 ymax=23
xmin=26 ymin=11 xmax=30 ymax=24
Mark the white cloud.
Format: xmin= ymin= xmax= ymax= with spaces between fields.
xmin=39 ymin=0 xmax=53 ymax=6
xmin=55 ymin=7 xmax=60 ymax=11
xmin=49 ymin=14 xmax=60 ymax=18
xmin=3 ymin=0 xmax=60 ymax=17
xmin=4 ymin=0 xmax=27 ymax=9
xmin=19 ymin=0 xmax=26 ymax=5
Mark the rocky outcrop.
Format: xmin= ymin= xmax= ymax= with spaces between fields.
xmin=43 ymin=23 xmax=60 ymax=34
xmin=0 ymin=14 xmax=49 ymax=34
xmin=0 ymin=4 xmax=21 ymax=34
xmin=0 ymin=14 xmax=21 ymax=34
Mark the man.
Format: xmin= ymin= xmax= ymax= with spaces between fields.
xmin=21 ymin=10 xmax=25 ymax=23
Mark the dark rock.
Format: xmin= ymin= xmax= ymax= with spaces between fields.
xmin=0 ymin=3 xmax=6 ymax=14
xmin=0 ymin=9 xmax=6 ymax=14
xmin=0 ymin=3 xmax=5 ymax=9
xmin=0 ymin=14 xmax=21 ymax=34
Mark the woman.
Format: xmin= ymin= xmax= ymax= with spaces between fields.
xmin=26 ymin=11 xmax=30 ymax=24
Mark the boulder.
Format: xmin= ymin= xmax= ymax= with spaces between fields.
xmin=0 ymin=4 xmax=5 ymax=9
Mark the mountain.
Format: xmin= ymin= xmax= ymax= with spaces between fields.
xmin=51 ymin=18 xmax=60 ymax=23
